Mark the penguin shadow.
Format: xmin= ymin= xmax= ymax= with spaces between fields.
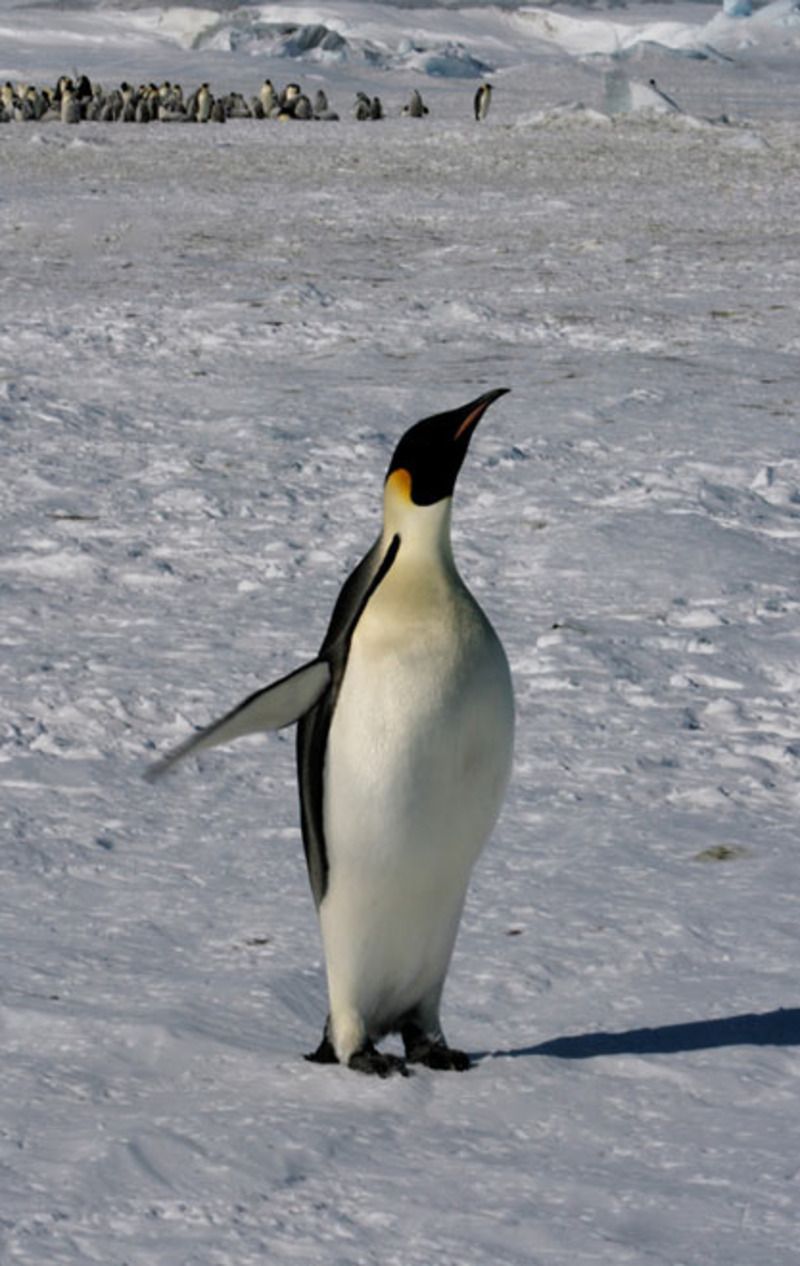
xmin=480 ymin=1007 xmax=800 ymax=1062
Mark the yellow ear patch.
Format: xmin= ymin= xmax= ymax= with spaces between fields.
xmin=386 ymin=468 xmax=413 ymax=502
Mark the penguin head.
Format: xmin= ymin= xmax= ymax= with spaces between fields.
xmin=385 ymin=387 xmax=509 ymax=510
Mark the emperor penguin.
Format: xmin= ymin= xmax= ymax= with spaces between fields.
xmin=259 ymin=79 xmax=276 ymax=115
xmin=279 ymin=82 xmax=301 ymax=109
xmin=474 ymin=82 xmax=492 ymax=122
xmin=402 ymin=88 xmax=428 ymax=118
xmin=75 ymin=73 xmax=93 ymax=104
xmin=196 ymin=83 xmax=212 ymax=123
xmin=147 ymin=389 xmax=515 ymax=1077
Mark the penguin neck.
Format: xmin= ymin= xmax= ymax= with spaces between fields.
xmin=381 ymin=486 xmax=456 ymax=575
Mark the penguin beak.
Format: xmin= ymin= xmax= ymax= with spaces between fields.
xmin=451 ymin=387 xmax=510 ymax=443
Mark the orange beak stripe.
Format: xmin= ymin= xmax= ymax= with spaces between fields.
xmin=453 ymin=399 xmax=492 ymax=442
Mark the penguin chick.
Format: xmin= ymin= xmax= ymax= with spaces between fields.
xmin=147 ymin=389 xmax=514 ymax=1079
xmin=354 ymin=91 xmax=372 ymax=121
xmin=292 ymin=93 xmax=313 ymax=120
xmin=226 ymin=92 xmax=251 ymax=118
xmin=61 ymin=88 xmax=80 ymax=124
xmin=314 ymin=88 xmax=339 ymax=121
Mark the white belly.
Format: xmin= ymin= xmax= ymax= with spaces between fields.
xmin=321 ymin=568 xmax=514 ymax=1045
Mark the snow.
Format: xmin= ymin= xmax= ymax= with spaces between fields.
xmin=2 ymin=1 xmax=800 ymax=1263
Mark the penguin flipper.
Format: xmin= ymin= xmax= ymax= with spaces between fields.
xmin=297 ymin=534 xmax=402 ymax=908
xmin=145 ymin=658 xmax=330 ymax=780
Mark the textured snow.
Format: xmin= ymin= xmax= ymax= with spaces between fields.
xmin=2 ymin=2 xmax=800 ymax=1264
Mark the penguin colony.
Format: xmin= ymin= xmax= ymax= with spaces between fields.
xmin=0 ymin=74 xmax=492 ymax=125
xmin=148 ymin=390 xmax=514 ymax=1078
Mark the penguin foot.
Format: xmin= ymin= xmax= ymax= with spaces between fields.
xmin=403 ymin=1034 xmax=472 ymax=1071
xmin=348 ymin=1042 xmax=410 ymax=1078
xmin=304 ymin=1033 xmax=339 ymax=1064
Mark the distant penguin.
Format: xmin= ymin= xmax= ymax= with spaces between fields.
xmin=61 ymin=88 xmax=80 ymax=125
xmin=259 ymin=79 xmax=276 ymax=115
xmin=12 ymin=91 xmax=36 ymax=122
xmin=474 ymin=82 xmax=492 ymax=122
xmin=313 ymin=89 xmax=338 ymax=121
xmin=196 ymin=83 xmax=212 ymax=123
xmin=402 ymin=88 xmax=428 ymax=118
xmin=226 ymin=92 xmax=251 ymax=118
xmin=147 ymin=388 xmax=515 ymax=1078
xmin=83 ymin=88 xmax=102 ymax=121
xmin=30 ymin=86 xmax=51 ymax=120
xmin=354 ymin=91 xmax=372 ymax=121
xmin=370 ymin=95 xmax=383 ymax=120
xmin=292 ymin=93 xmax=313 ymax=120
xmin=182 ymin=87 xmax=195 ymax=117
xmin=103 ymin=94 xmax=122 ymax=122
xmin=159 ymin=85 xmax=187 ymax=122
xmin=210 ymin=97 xmax=226 ymax=123
xmin=280 ymin=82 xmax=301 ymax=109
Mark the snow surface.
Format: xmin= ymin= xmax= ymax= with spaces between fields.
xmin=2 ymin=2 xmax=800 ymax=1264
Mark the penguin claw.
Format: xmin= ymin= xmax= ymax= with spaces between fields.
xmin=405 ymin=1040 xmax=472 ymax=1071
xmin=347 ymin=1044 xmax=410 ymax=1078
